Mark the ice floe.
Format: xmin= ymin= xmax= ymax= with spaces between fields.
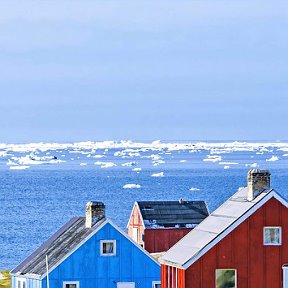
xmin=203 ymin=155 xmax=222 ymax=163
xmin=9 ymin=165 xmax=30 ymax=170
xmin=92 ymin=155 xmax=106 ymax=158
xmin=245 ymin=163 xmax=259 ymax=168
xmin=132 ymin=167 xmax=142 ymax=172
xmin=152 ymin=160 xmax=165 ymax=166
xmin=7 ymin=155 xmax=64 ymax=166
xmin=189 ymin=187 xmax=200 ymax=191
xmin=121 ymin=161 xmax=137 ymax=167
xmin=123 ymin=184 xmax=141 ymax=189
xmin=151 ymin=172 xmax=164 ymax=177
xmin=266 ymin=156 xmax=279 ymax=162
xmin=219 ymin=162 xmax=238 ymax=165
xmin=94 ymin=161 xmax=116 ymax=168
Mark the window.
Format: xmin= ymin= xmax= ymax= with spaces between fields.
xmin=100 ymin=240 xmax=116 ymax=256
xmin=17 ymin=278 xmax=26 ymax=288
xmin=63 ymin=281 xmax=79 ymax=288
xmin=264 ymin=227 xmax=282 ymax=245
xmin=117 ymin=282 xmax=135 ymax=288
xmin=152 ymin=281 xmax=161 ymax=288
xmin=216 ymin=269 xmax=237 ymax=288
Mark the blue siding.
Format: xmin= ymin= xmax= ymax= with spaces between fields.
xmin=41 ymin=222 xmax=160 ymax=288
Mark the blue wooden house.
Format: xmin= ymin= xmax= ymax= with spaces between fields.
xmin=11 ymin=202 xmax=160 ymax=288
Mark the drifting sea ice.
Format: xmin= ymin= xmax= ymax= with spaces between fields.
xmin=94 ymin=161 xmax=116 ymax=168
xmin=123 ymin=184 xmax=141 ymax=189
xmin=219 ymin=162 xmax=238 ymax=165
xmin=203 ymin=155 xmax=222 ymax=163
xmin=92 ymin=155 xmax=106 ymax=158
xmin=245 ymin=163 xmax=259 ymax=168
xmin=9 ymin=165 xmax=30 ymax=170
xmin=121 ymin=161 xmax=137 ymax=167
xmin=189 ymin=187 xmax=200 ymax=191
xmin=151 ymin=172 xmax=164 ymax=177
xmin=132 ymin=167 xmax=142 ymax=172
xmin=266 ymin=156 xmax=279 ymax=162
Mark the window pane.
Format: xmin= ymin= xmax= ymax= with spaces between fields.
xmin=216 ymin=270 xmax=236 ymax=288
xmin=103 ymin=242 xmax=114 ymax=254
xmin=66 ymin=284 xmax=77 ymax=288
xmin=264 ymin=227 xmax=281 ymax=244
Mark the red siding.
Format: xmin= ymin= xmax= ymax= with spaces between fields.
xmin=144 ymin=228 xmax=192 ymax=253
xmin=177 ymin=268 xmax=185 ymax=288
xmin=161 ymin=265 xmax=167 ymax=288
xmin=163 ymin=197 xmax=288 ymax=288
xmin=127 ymin=205 xmax=192 ymax=252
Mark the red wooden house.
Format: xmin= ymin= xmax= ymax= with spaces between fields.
xmin=160 ymin=169 xmax=288 ymax=288
xmin=127 ymin=200 xmax=209 ymax=253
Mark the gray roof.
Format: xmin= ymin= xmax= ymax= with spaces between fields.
xmin=137 ymin=200 xmax=209 ymax=228
xmin=11 ymin=217 xmax=106 ymax=276
xmin=161 ymin=188 xmax=285 ymax=269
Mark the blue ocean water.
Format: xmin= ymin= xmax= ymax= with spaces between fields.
xmin=1 ymin=141 xmax=288 ymax=270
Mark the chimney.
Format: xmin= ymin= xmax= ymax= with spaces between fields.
xmin=247 ymin=169 xmax=270 ymax=201
xmin=85 ymin=201 xmax=105 ymax=228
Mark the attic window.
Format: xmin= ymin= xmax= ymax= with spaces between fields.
xmin=100 ymin=240 xmax=116 ymax=256
xmin=63 ymin=281 xmax=79 ymax=288
xmin=264 ymin=227 xmax=282 ymax=245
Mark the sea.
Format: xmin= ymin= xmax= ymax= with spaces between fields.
xmin=1 ymin=140 xmax=288 ymax=270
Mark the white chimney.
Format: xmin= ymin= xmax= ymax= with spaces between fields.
xmin=247 ymin=169 xmax=270 ymax=201
xmin=85 ymin=201 xmax=105 ymax=228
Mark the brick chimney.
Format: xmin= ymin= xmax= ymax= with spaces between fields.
xmin=85 ymin=201 xmax=105 ymax=228
xmin=247 ymin=169 xmax=270 ymax=201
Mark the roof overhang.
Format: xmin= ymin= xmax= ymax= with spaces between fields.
xmin=160 ymin=190 xmax=288 ymax=270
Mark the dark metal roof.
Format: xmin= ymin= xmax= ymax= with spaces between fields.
xmin=137 ymin=200 xmax=209 ymax=228
xmin=11 ymin=217 xmax=106 ymax=276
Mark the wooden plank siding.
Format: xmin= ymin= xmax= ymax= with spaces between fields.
xmin=127 ymin=204 xmax=145 ymax=247
xmin=38 ymin=222 xmax=160 ymax=288
xmin=128 ymin=204 xmax=192 ymax=253
xmin=162 ymin=197 xmax=288 ymax=288
xmin=144 ymin=229 xmax=191 ymax=253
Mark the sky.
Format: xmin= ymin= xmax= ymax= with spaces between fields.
xmin=0 ymin=0 xmax=287 ymax=143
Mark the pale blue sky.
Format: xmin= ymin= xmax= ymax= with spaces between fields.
xmin=0 ymin=1 xmax=287 ymax=142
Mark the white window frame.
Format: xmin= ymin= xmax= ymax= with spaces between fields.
xmin=152 ymin=281 xmax=161 ymax=288
xmin=263 ymin=226 xmax=282 ymax=246
xmin=215 ymin=269 xmax=237 ymax=288
xmin=17 ymin=278 xmax=26 ymax=288
xmin=62 ymin=281 xmax=80 ymax=288
xmin=100 ymin=240 xmax=116 ymax=256
xmin=116 ymin=282 xmax=135 ymax=288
